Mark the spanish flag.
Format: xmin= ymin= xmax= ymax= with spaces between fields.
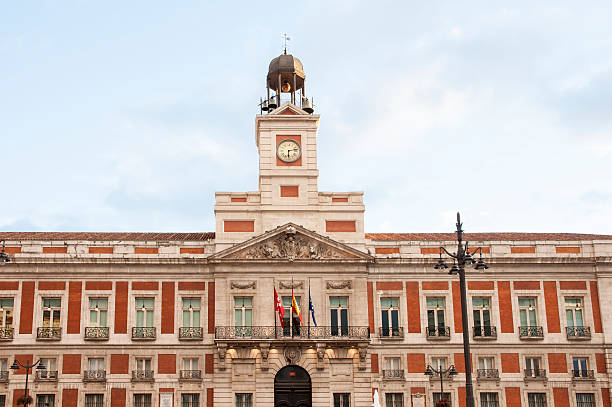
xmin=291 ymin=291 xmax=303 ymax=326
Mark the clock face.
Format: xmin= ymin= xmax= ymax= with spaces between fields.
xmin=277 ymin=139 xmax=302 ymax=163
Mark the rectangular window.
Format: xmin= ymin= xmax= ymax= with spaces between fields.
xmin=39 ymin=358 xmax=57 ymax=379
xmin=182 ymin=298 xmax=201 ymax=327
xmin=181 ymin=393 xmax=199 ymax=407
xmin=0 ymin=299 xmax=14 ymax=328
xmin=385 ymin=393 xmax=403 ymax=407
xmin=426 ymin=298 xmax=445 ymax=335
xmin=472 ymin=297 xmax=491 ymax=336
xmin=527 ymin=393 xmax=547 ymax=407
xmin=134 ymin=394 xmax=152 ymax=407
xmin=381 ymin=298 xmax=400 ymax=337
xmin=478 ymin=357 xmax=494 ymax=370
xmin=183 ymin=358 xmax=198 ymax=371
xmin=480 ymin=392 xmax=499 ymax=407
xmin=88 ymin=358 xmax=104 ymax=371
xmin=136 ymin=358 xmax=152 ymax=372
xmin=85 ymin=394 xmax=104 ymax=407
xmin=135 ymin=298 xmax=154 ymax=328
xmin=0 ymin=395 xmax=5 ymax=407
xmin=42 ymin=298 xmax=61 ymax=328
xmin=565 ymin=298 xmax=586 ymax=337
xmin=0 ymin=359 xmax=7 ymax=372
xmin=36 ymin=395 xmax=55 ymax=407
xmin=333 ymin=393 xmax=350 ymax=407
xmin=235 ymin=393 xmax=252 ymax=407
xmin=433 ymin=393 xmax=451 ymax=405
xmin=431 ymin=357 xmax=448 ymax=371
xmin=88 ymin=298 xmax=108 ymax=327
xmin=525 ymin=357 xmax=542 ymax=377
xmin=572 ymin=357 xmax=589 ymax=377
xmin=518 ymin=298 xmax=538 ymax=328
xmin=234 ymin=297 xmax=253 ymax=337
xmin=576 ymin=393 xmax=595 ymax=407
xmin=282 ymin=297 xmax=302 ymax=336
xmin=330 ymin=297 xmax=349 ymax=336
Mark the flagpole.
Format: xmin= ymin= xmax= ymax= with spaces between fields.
xmin=291 ymin=277 xmax=294 ymax=338
xmin=273 ymin=278 xmax=277 ymax=339
xmin=307 ymin=277 xmax=311 ymax=338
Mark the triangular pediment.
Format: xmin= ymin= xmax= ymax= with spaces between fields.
xmin=268 ymin=102 xmax=308 ymax=116
xmin=210 ymin=223 xmax=373 ymax=262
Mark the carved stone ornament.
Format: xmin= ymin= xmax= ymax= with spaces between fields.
xmin=232 ymin=229 xmax=350 ymax=261
xmin=326 ymin=280 xmax=352 ymax=290
xmin=284 ymin=347 xmax=301 ymax=364
xmin=279 ymin=280 xmax=304 ymax=290
xmin=231 ymin=280 xmax=256 ymax=289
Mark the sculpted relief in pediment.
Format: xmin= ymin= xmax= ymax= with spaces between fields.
xmin=230 ymin=229 xmax=351 ymax=261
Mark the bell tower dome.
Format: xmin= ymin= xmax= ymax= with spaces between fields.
xmin=262 ymin=51 xmax=313 ymax=113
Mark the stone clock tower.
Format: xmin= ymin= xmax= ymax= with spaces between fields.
xmin=214 ymin=53 xmax=365 ymax=250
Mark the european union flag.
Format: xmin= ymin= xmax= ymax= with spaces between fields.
xmin=308 ymin=287 xmax=317 ymax=327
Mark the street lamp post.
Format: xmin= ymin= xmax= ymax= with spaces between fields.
xmin=433 ymin=212 xmax=489 ymax=407
xmin=424 ymin=364 xmax=458 ymax=405
xmin=10 ymin=359 xmax=46 ymax=406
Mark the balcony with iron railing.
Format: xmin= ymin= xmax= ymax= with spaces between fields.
xmin=85 ymin=327 xmax=109 ymax=340
xmin=524 ymin=369 xmax=547 ymax=380
xmin=179 ymin=370 xmax=202 ymax=381
xmin=0 ymin=327 xmax=13 ymax=340
xmin=382 ymin=370 xmax=405 ymax=380
xmin=214 ymin=326 xmax=370 ymax=342
xmin=519 ymin=326 xmax=543 ymax=339
xmin=132 ymin=327 xmax=156 ymax=340
xmin=131 ymin=370 xmax=154 ymax=382
xmin=37 ymin=327 xmax=61 ymax=340
xmin=83 ymin=370 xmax=106 ymax=382
xmin=425 ymin=326 xmax=451 ymax=340
xmin=35 ymin=370 xmax=58 ymax=381
xmin=566 ymin=327 xmax=591 ymax=340
xmin=179 ymin=327 xmax=203 ymax=340
xmin=572 ymin=369 xmax=595 ymax=381
xmin=473 ymin=326 xmax=497 ymax=339
xmin=378 ymin=327 xmax=404 ymax=339
xmin=0 ymin=371 xmax=8 ymax=383
xmin=477 ymin=369 xmax=499 ymax=380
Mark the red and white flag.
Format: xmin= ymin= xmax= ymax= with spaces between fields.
xmin=274 ymin=288 xmax=285 ymax=328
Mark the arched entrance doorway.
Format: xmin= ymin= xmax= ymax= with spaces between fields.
xmin=274 ymin=365 xmax=312 ymax=407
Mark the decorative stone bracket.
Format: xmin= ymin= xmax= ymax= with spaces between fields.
xmin=358 ymin=343 xmax=368 ymax=371
xmin=259 ymin=343 xmax=270 ymax=370
xmin=217 ymin=343 xmax=228 ymax=370
xmin=316 ymin=344 xmax=326 ymax=370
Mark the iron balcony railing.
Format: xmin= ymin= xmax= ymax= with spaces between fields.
xmin=179 ymin=370 xmax=202 ymax=380
xmin=85 ymin=327 xmax=109 ymax=340
xmin=179 ymin=327 xmax=203 ymax=340
xmin=378 ymin=327 xmax=404 ymax=339
xmin=83 ymin=370 xmax=106 ymax=382
xmin=35 ymin=370 xmax=58 ymax=381
xmin=131 ymin=370 xmax=154 ymax=382
xmin=572 ymin=369 xmax=595 ymax=380
xmin=0 ymin=371 xmax=8 ymax=383
xmin=425 ymin=326 xmax=451 ymax=339
xmin=382 ymin=369 xmax=405 ymax=380
xmin=132 ymin=327 xmax=156 ymax=340
xmin=524 ymin=369 xmax=547 ymax=380
xmin=566 ymin=327 xmax=591 ymax=339
xmin=473 ymin=326 xmax=497 ymax=339
xmin=519 ymin=326 xmax=544 ymax=338
xmin=477 ymin=369 xmax=499 ymax=380
xmin=0 ymin=327 xmax=13 ymax=340
xmin=37 ymin=327 xmax=61 ymax=340
xmin=214 ymin=326 xmax=370 ymax=340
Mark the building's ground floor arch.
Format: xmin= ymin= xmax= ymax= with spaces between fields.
xmin=274 ymin=365 xmax=312 ymax=407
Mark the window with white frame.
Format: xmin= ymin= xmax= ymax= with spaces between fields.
xmin=181 ymin=393 xmax=199 ymax=407
xmin=88 ymin=298 xmax=107 ymax=327
xmin=39 ymin=358 xmax=57 ymax=379
xmin=525 ymin=357 xmax=543 ymax=377
xmin=433 ymin=393 xmax=451 ymax=405
xmin=385 ymin=393 xmax=403 ymax=407
xmin=431 ymin=356 xmax=448 ymax=371
xmin=334 ymin=393 xmax=350 ymax=407
xmin=182 ymin=298 xmax=201 ymax=327
xmin=136 ymin=358 xmax=152 ymax=374
xmin=380 ymin=298 xmax=400 ymax=337
xmin=0 ymin=359 xmax=7 ymax=372
xmin=42 ymin=298 xmax=61 ymax=328
xmin=235 ymin=393 xmax=252 ymax=407
xmin=135 ymin=298 xmax=154 ymax=328
xmin=480 ymin=392 xmax=498 ymax=407
xmin=330 ymin=296 xmax=349 ymax=336
xmin=527 ymin=393 xmax=546 ymax=407
xmin=472 ymin=297 xmax=492 ymax=336
xmin=0 ymin=299 xmax=13 ymax=329
xmin=134 ymin=394 xmax=152 ymax=407
xmin=0 ymin=394 xmax=5 ymax=407
xmin=576 ymin=393 xmax=595 ymax=407
xmin=426 ymin=298 xmax=446 ymax=335
xmin=518 ymin=298 xmax=538 ymax=328
xmin=36 ymin=394 xmax=55 ymax=407
xmin=565 ymin=298 xmax=585 ymax=336
xmin=572 ymin=357 xmax=589 ymax=377
xmin=88 ymin=358 xmax=104 ymax=371
xmin=84 ymin=394 xmax=103 ymax=407
xmin=235 ymin=297 xmax=253 ymax=337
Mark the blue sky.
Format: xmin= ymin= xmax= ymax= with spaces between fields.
xmin=1 ymin=1 xmax=611 ymax=234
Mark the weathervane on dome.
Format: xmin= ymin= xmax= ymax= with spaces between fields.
xmin=283 ymin=33 xmax=291 ymax=55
